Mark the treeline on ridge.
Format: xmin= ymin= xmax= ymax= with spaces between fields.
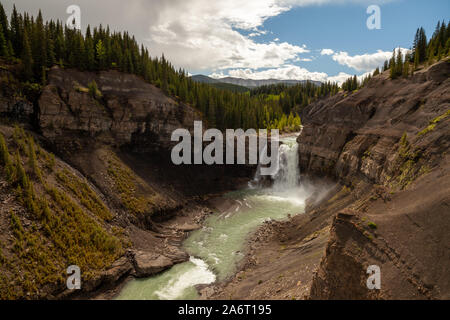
xmin=341 ymin=20 xmax=450 ymax=92
xmin=0 ymin=2 xmax=339 ymax=132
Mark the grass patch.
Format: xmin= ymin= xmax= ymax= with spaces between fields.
xmin=417 ymin=110 xmax=450 ymax=136
xmin=393 ymin=132 xmax=426 ymax=190
xmin=0 ymin=125 xmax=124 ymax=299
xmin=56 ymin=169 xmax=113 ymax=221
xmin=106 ymin=153 xmax=157 ymax=215
xmin=367 ymin=222 xmax=377 ymax=230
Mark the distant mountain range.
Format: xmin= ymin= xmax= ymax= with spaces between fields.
xmin=191 ymin=75 xmax=322 ymax=89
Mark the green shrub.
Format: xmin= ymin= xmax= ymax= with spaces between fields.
xmin=0 ymin=132 xmax=10 ymax=166
xmin=368 ymin=221 xmax=378 ymax=230
xmin=56 ymin=169 xmax=113 ymax=221
xmin=88 ymin=80 xmax=102 ymax=99
xmin=418 ymin=110 xmax=450 ymax=136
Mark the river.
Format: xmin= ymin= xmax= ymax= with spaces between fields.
xmin=116 ymin=135 xmax=309 ymax=300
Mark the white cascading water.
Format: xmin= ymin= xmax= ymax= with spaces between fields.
xmin=118 ymin=135 xmax=306 ymax=301
xmin=251 ymin=136 xmax=300 ymax=190
xmin=272 ymin=138 xmax=300 ymax=190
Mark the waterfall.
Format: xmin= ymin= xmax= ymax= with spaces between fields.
xmin=250 ymin=136 xmax=300 ymax=190
xmin=272 ymin=138 xmax=299 ymax=190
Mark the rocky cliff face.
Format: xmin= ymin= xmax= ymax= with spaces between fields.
xmin=0 ymin=64 xmax=256 ymax=299
xmin=38 ymin=66 xmax=201 ymax=154
xmin=37 ymin=67 xmax=253 ymax=198
xmin=0 ymin=62 xmax=34 ymax=122
xmin=211 ymin=60 xmax=449 ymax=300
xmin=298 ymin=60 xmax=449 ymax=186
xmin=298 ymin=60 xmax=450 ymax=299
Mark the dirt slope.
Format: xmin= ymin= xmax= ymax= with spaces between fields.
xmin=211 ymin=59 xmax=450 ymax=300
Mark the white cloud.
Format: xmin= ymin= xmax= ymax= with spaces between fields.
xmin=211 ymin=65 xmax=328 ymax=82
xmin=144 ymin=0 xmax=317 ymax=71
xmin=321 ymin=49 xmax=334 ymax=55
xmin=332 ymin=48 xmax=410 ymax=72
xmin=248 ymin=30 xmax=268 ymax=37
xmin=5 ymin=0 xmax=398 ymax=73
xmin=211 ymin=64 xmax=376 ymax=85
xmin=326 ymin=70 xmax=373 ymax=84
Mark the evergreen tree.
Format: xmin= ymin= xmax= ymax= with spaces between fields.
xmin=373 ymin=67 xmax=380 ymax=76
xmin=413 ymin=27 xmax=427 ymax=67
xmin=46 ymin=31 xmax=55 ymax=67
xmin=0 ymin=2 xmax=8 ymax=42
xmin=6 ymin=39 xmax=13 ymax=56
xmin=207 ymin=96 xmax=216 ymax=127
xmin=21 ymin=29 xmax=33 ymax=80
xmin=11 ymin=3 xmax=444 ymax=131
xmin=0 ymin=23 xmax=7 ymax=56
xmin=95 ymin=39 xmax=106 ymax=69
xmin=395 ymin=48 xmax=403 ymax=76
xmin=402 ymin=52 xmax=411 ymax=77
xmin=390 ymin=49 xmax=398 ymax=79
xmin=10 ymin=5 xmax=22 ymax=56
xmin=32 ymin=10 xmax=47 ymax=79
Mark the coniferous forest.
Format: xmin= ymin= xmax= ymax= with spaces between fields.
xmin=0 ymin=2 xmax=449 ymax=131
xmin=341 ymin=20 xmax=450 ymax=91
xmin=0 ymin=2 xmax=328 ymax=132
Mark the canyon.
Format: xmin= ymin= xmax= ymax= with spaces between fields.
xmin=0 ymin=57 xmax=449 ymax=300
xmin=209 ymin=59 xmax=450 ymax=300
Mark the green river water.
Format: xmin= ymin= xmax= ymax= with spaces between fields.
xmin=116 ymin=136 xmax=307 ymax=300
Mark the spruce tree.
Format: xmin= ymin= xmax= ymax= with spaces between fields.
xmin=10 ymin=5 xmax=22 ymax=56
xmin=390 ymin=49 xmax=397 ymax=79
xmin=95 ymin=39 xmax=106 ymax=69
xmin=207 ymin=97 xmax=216 ymax=127
xmin=373 ymin=67 xmax=380 ymax=76
xmin=0 ymin=23 xmax=7 ymax=56
xmin=0 ymin=2 xmax=8 ymax=42
xmin=32 ymin=10 xmax=47 ymax=80
xmin=6 ymin=39 xmax=13 ymax=57
xmin=395 ymin=48 xmax=403 ymax=76
xmin=21 ymin=29 xmax=34 ymax=81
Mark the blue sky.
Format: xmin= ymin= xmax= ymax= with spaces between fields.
xmin=3 ymin=0 xmax=449 ymax=83
xmin=245 ymin=0 xmax=449 ymax=77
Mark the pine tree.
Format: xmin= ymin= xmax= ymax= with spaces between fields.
xmin=10 ymin=5 xmax=22 ymax=56
xmin=373 ymin=67 xmax=380 ymax=76
xmin=207 ymin=96 xmax=216 ymax=127
xmin=6 ymin=39 xmax=13 ymax=57
xmin=0 ymin=23 xmax=7 ymax=56
xmin=0 ymin=132 xmax=11 ymax=166
xmin=0 ymin=2 xmax=8 ymax=42
xmin=54 ymin=25 xmax=65 ymax=64
xmin=32 ymin=10 xmax=47 ymax=80
xmin=21 ymin=29 xmax=34 ymax=81
xmin=395 ymin=48 xmax=403 ymax=76
xmin=390 ymin=49 xmax=397 ymax=79
xmin=95 ymin=39 xmax=106 ymax=69
xmin=402 ymin=52 xmax=411 ymax=77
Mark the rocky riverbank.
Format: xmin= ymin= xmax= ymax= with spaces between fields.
xmin=205 ymin=59 xmax=450 ymax=300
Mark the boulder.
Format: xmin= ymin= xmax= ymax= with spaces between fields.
xmin=132 ymin=251 xmax=174 ymax=277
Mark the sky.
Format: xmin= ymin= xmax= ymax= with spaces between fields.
xmin=2 ymin=0 xmax=449 ymax=84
